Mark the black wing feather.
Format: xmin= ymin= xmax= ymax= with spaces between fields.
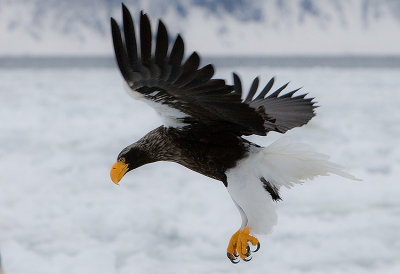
xmin=232 ymin=73 xmax=242 ymax=97
xmin=174 ymin=52 xmax=200 ymax=87
xmin=244 ymin=77 xmax=259 ymax=103
xmin=122 ymin=4 xmax=138 ymax=68
xmin=183 ymin=64 xmax=214 ymax=89
xmin=167 ymin=35 xmax=185 ymax=83
xmin=111 ymin=18 xmax=133 ymax=82
xmin=155 ymin=20 xmax=168 ymax=66
xmin=233 ymin=74 xmax=317 ymax=133
xmin=280 ymin=88 xmax=301 ymax=98
xmin=267 ymin=82 xmax=290 ymax=98
xmin=140 ymin=12 xmax=152 ymax=67
xmin=255 ymin=77 xmax=275 ymax=100
xmin=169 ymin=35 xmax=184 ymax=67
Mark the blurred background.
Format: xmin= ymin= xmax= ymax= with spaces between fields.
xmin=0 ymin=0 xmax=399 ymax=273
xmin=1 ymin=0 xmax=400 ymax=56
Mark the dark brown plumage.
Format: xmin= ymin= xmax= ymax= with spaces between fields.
xmin=118 ymin=126 xmax=251 ymax=187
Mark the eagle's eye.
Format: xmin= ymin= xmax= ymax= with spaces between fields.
xmin=119 ymin=157 xmax=126 ymax=163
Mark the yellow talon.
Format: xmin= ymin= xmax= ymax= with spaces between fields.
xmin=227 ymin=230 xmax=240 ymax=257
xmin=227 ymin=226 xmax=260 ymax=263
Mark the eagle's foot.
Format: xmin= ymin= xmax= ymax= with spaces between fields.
xmin=227 ymin=226 xmax=260 ymax=263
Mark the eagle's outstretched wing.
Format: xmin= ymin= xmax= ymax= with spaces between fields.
xmin=111 ymin=5 xmax=265 ymax=136
xmin=233 ymin=74 xmax=317 ymax=133
xmin=111 ymin=5 xmax=316 ymax=136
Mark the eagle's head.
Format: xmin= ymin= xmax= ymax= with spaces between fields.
xmin=110 ymin=144 xmax=151 ymax=185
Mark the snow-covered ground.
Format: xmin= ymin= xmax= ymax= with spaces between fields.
xmin=0 ymin=64 xmax=399 ymax=273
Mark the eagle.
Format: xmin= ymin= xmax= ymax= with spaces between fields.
xmin=109 ymin=4 xmax=357 ymax=263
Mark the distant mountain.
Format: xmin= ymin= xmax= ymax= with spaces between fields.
xmin=1 ymin=0 xmax=399 ymax=56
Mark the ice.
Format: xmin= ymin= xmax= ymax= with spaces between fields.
xmin=0 ymin=66 xmax=399 ymax=273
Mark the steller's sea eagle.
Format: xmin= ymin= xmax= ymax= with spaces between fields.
xmin=109 ymin=4 xmax=358 ymax=263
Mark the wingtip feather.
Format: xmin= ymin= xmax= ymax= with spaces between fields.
xmin=232 ymin=73 xmax=242 ymax=96
xmin=122 ymin=3 xmax=128 ymax=12
xmin=244 ymin=76 xmax=260 ymax=102
xmin=255 ymin=77 xmax=275 ymax=100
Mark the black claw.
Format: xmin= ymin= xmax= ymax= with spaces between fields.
xmin=227 ymin=253 xmax=240 ymax=264
xmin=251 ymin=242 xmax=261 ymax=253
xmin=244 ymin=246 xmax=251 ymax=257
xmin=243 ymin=256 xmax=253 ymax=262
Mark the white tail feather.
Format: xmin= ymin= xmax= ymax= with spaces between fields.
xmin=262 ymin=137 xmax=360 ymax=189
xmin=226 ymin=137 xmax=360 ymax=235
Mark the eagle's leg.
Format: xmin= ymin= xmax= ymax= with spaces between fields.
xmin=227 ymin=226 xmax=260 ymax=263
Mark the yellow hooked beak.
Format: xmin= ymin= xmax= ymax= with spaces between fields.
xmin=110 ymin=159 xmax=129 ymax=185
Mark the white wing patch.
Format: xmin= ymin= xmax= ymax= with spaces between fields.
xmin=226 ymin=137 xmax=360 ymax=235
xmin=124 ymin=83 xmax=189 ymax=128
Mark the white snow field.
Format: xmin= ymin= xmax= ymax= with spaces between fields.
xmin=0 ymin=65 xmax=399 ymax=274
